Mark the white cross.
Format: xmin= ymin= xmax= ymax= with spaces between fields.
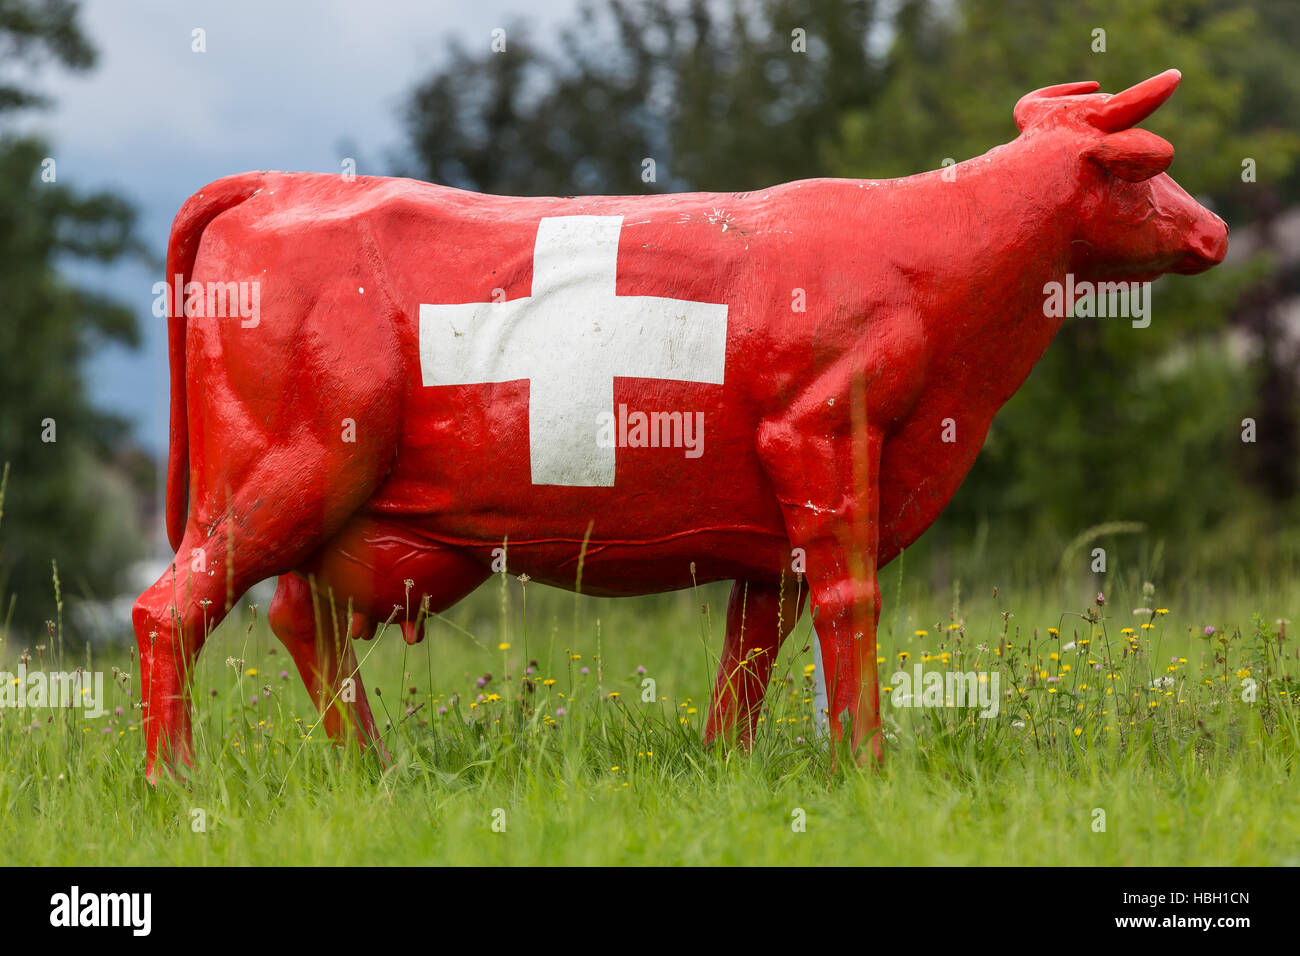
xmin=419 ymin=215 xmax=728 ymax=486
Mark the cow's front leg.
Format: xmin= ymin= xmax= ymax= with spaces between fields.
xmin=757 ymin=411 xmax=883 ymax=766
xmin=704 ymin=577 xmax=805 ymax=747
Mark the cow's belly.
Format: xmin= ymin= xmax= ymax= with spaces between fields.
xmin=299 ymin=515 xmax=789 ymax=618
xmin=358 ymin=485 xmax=792 ymax=596
xmin=350 ymin=393 xmax=792 ymax=600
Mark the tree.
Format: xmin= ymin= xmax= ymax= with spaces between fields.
xmin=824 ymin=0 xmax=1300 ymax=577
xmin=398 ymin=0 xmax=893 ymax=195
xmin=0 ymin=0 xmax=145 ymax=638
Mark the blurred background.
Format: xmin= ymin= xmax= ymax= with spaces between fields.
xmin=1 ymin=0 xmax=1298 ymax=643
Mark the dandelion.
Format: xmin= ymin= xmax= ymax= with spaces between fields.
xmin=498 ymin=642 xmax=511 ymax=650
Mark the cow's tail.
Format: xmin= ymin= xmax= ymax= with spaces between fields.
xmin=163 ymin=172 xmax=268 ymax=553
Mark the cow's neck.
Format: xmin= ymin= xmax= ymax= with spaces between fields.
xmin=889 ymin=140 xmax=1081 ymax=410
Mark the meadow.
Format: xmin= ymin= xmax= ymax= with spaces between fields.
xmin=2 ymin=550 xmax=1297 ymax=867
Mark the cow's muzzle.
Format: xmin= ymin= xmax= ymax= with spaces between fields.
xmin=1174 ymin=214 xmax=1229 ymax=274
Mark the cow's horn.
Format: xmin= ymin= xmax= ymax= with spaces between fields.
xmin=1093 ymin=69 xmax=1181 ymax=132
xmin=1014 ymin=80 xmax=1100 ymax=130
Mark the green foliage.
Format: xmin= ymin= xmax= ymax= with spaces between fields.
xmin=828 ymin=0 xmax=1300 ymax=573
xmin=1 ymin=575 xmax=1295 ymax=864
xmin=399 ymin=0 xmax=889 ymax=194
xmin=0 ymin=0 xmax=144 ymax=636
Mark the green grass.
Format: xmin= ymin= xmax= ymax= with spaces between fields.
xmin=1 ymin=567 xmax=1297 ymax=865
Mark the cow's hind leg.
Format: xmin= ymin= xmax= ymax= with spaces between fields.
xmin=704 ymin=576 xmax=805 ymax=747
xmin=132 ymin=555 xmax=224 ymax=778
xmin=133 ymin=248 xmax=403 ymax=780
xmin=133 ymin=516 xmax=273 ymax=779
xmin=133 ymin=412 xmax=397 ymax=780
xmin=268 ymin=573 xmax=387 ymax=761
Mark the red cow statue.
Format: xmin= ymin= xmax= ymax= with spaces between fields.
xmin=135 ymin=69 xmax=1226 ymax=778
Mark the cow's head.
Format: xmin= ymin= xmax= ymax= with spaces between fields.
xmin=1014 ymin=69 xmax=1228 ymax=279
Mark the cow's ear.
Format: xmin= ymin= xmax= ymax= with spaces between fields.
xmin=1084 ymin=129 xmax=1174 ymax=182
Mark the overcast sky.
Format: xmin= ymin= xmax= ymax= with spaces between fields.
xmin=26 ymin=0 xmax=576 ymax=454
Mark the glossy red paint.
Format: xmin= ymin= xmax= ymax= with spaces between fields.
xmin=134 ymin=70 xmax=1226 ymax=778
